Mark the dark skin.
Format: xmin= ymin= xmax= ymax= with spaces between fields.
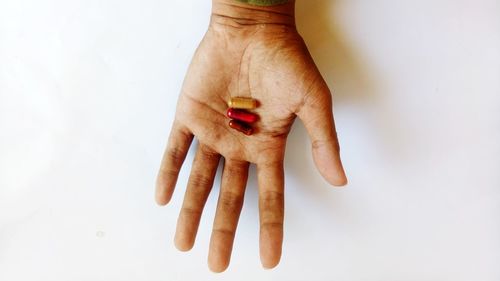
xmin=156 ymin=0 xmax=347 ymax=273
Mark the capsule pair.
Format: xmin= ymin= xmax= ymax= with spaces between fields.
xmin=227 ymin=97 xmax=259 ymax=136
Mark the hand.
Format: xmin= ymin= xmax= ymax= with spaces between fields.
xmin=156 ymin=1 xmax=347 ymax=272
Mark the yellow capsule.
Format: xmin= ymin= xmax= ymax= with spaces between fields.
xmin=227 ymin=97 xmax=258 ymax=109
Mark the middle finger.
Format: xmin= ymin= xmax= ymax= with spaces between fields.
xmin=174 ymin=143 xmax=220 ymax=251
xmin=208 ymin=159 xmax=249 ymax=273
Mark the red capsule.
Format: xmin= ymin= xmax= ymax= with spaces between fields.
xmin=228 ymin=120 xmax=253 ymax=136
xmin=227 ymin=108 xmax=258 ymax=123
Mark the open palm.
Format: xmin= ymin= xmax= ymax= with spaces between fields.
xmin=156 ymin=21 xmax=347 ymax=272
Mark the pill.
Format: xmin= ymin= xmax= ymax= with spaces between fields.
xmin=227 ymin=108 xmax=258 ymax=123
xmin=228 ymin=120 xmax=253 ymax=136
xmin=227 ymin=97 xmax=258 ymax=109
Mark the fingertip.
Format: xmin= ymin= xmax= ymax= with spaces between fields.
xmin=259 ymin=253 xmax=282 ymax=271
xmin=155 ymin=181 xmax=172 ymax=206
xmin=261 ymin=260 xmax=280 ymax=270
xmin=174 ymin=236 xmax=194 ymax=252
xmin=155 ymin=199 xmax=169 ymax=206
xmin=324 ymin=160 xmax=348 ymax=187
xmin=317 ymin=162 xmax=348 ymax=187
xmin=155 ymin=170 xmax=178 ymax=206
xmin=155 ymin=192 xmax=171 ymax=206
xmin=312 ymin=142 xmax=348 ymax=187
xmin=174 ymin=243 xmax=192 ymax=252
xmin=208 ymin=253 xmax=230 ymax=273
xmin=207 ymin=231 xmax=234 ymax=273
xmin=208 ymin=261 xmax=229 ymax=273
xmin=259 ymin=229 xmax=282 ymax=270
xmin=327 ymin=173 xmax=348 ymax=187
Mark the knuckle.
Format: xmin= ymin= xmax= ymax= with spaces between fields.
xmin=224 ymin=161 xmax=248 ymax=176
xmin=167 ymin=146 xmax=185 ymax=166
xmin=260 ymin=190 xmax=284 ymax=203
xmin=223 ymin=149 xmax=244 ymax=162
xmin=199 ymin=145 xmax=219 ymax=159
xmin=180 ymin=206 xmax=202 ymax=219
xmin=212 ymin=227 xmax=235 ymax=237
xmin=259 ymin=190 xmax=284 ymax=223
xmin=188 ymin=173 xmax=214 ymax=189
xmin=311 ymin=139 xmax=325 ymax=150
xmin=260 ymin=221 xmax=283 ymax=230
xmin=312 ymin=138 xmax=340 ymax=153
xmin=159 ymin=165 xmax=180 ymax=179
xmin=219 ymin=191 xmax=244 ymax=212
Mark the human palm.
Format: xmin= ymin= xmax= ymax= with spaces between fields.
xmin=156 ymin=23 xmax=347 ymax=272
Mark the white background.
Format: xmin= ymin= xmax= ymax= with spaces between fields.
xmin=1 ymin=0 xmax=499 ymax=280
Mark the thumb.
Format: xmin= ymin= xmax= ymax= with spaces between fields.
xmin=296 ymin=80 xmax=348 ymax=186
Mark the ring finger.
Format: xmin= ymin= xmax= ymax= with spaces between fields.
xmin=208 ymin=159 xmax=249 ymax=273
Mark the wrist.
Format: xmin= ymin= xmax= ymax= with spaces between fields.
xmin=211 ymin=0 xmax=295 ymax=28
